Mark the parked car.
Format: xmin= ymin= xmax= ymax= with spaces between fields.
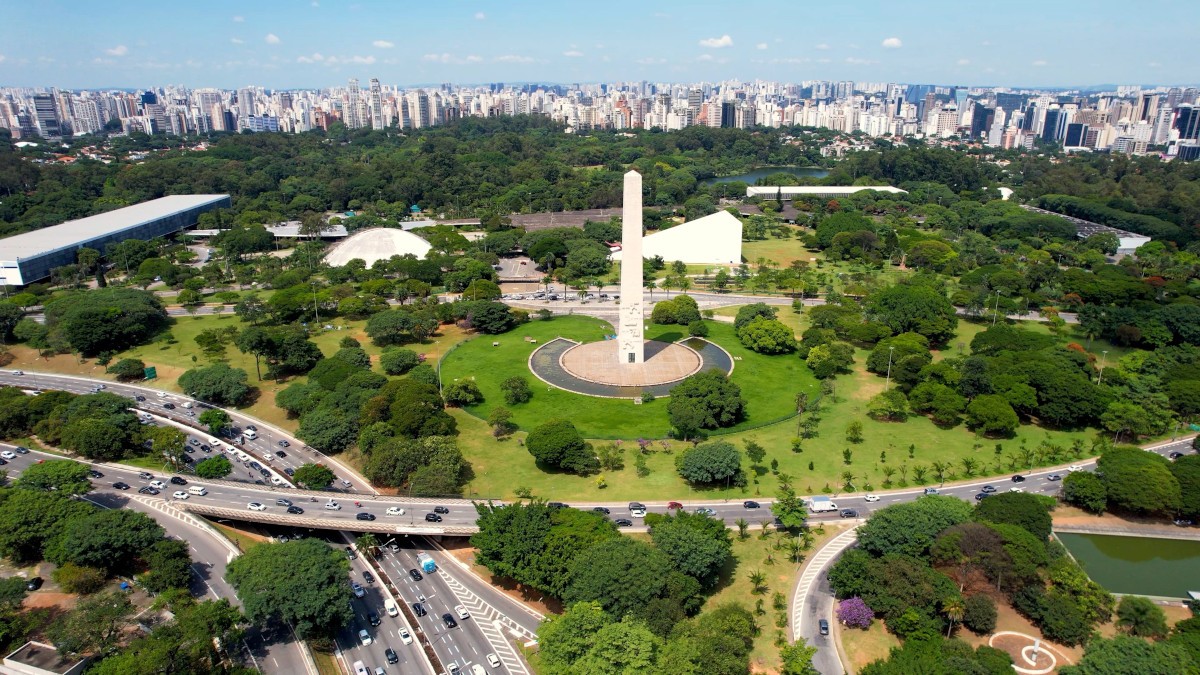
xmin=26 ymin=577 xmax=43 ymax=591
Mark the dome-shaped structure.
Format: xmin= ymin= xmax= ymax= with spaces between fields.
xmin=323 ymin=227 xmax=433 ymax=267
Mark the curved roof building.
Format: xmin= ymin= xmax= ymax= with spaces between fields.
xmin=323 ymin=227 xmax=433 ymax=267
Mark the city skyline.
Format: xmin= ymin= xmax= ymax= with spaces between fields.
xmin=1 ymin=0 xmax=1198 ymax=89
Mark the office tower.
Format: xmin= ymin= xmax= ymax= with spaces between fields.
xmin=721 ymin=101 xmax=736 ymax=128
xmin=934 ymin=104 xmax=959 ymax=138
xmin=969 ymin=104 xmax=994 ymax=139
xmin=1175 ymin=104 xmax=1200 ymax=140
xmin=33 ymin=93 xmax=62 ymax=138
xmin=237 ymin=87 xmax=256 ymax=129
xmin=1042 ymin=106 xmax=1065 ymax=142
xmin=1064 ymin=123 xmax=1089 ymax=147
xmin=369 ymin=78 xmax=384 ymax=129
xmin=140 ymin=90 xmax=158 ymax=106
xmin=346 ymin=78 xmax=361 ymax=128
xmin=1137 ymin=93 xmax=1159 ymax=122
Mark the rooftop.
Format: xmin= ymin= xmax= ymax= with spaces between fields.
xmin=0 ymin=195 xmax=230 ymax=261
xmin=3 ymin=641 xmax=87 ymax=674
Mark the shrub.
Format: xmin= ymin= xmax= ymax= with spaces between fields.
xmin=526 ymin=419 xmax=598 ymax=475
xmin=52 ymin=563 xmax=107 ymax=594
xmin=442 ymin=380 xmax=483 ymax=407
xmin=380 ymin=348 xmax=421 ymax=375
xmin=837 ymin=597 xmax=874 ymax=629
xmin=501 ymin=376 xmax=533 ymax=405
xmin=963 ymin=595 xmax=998 ymax=634
xmin=106 ymin=358 xmax=146 ymax=381
xmin=688 ymin=320 xmax=709 ymax=338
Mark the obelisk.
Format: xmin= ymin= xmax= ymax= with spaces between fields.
xmin=617 ymin=170 xmax=645 ymax=364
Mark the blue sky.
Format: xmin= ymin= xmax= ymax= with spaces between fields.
xmin=1 ymin=0 xmax=1196 ymax=89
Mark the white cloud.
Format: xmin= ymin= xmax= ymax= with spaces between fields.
xmin=265 ymin=33 xmax=281 ymax=45
xmin=756 ymin=43 xmax=768 ymax=50
xmin=474 ymin=11 xmax=485 ymax=20
xmin=769 ymin=57 xmax=811 ymax=65
xmin=981 ymin=40 xmax=992 ymax=46
xmin=635 ymin=57 xmax=667 ymax=65
xmin=105 ymin=45 xmax=128 ymax=56
xmin=1031 ymin=59 xmax=1047 ymax=66
xmin=296 ymin=52 xmax=325 ymax=63
xmin=232 ymin=15 xmax=244 ymax=22
xmin=326 ymin=55 xmax=376 ymax=65
xmin=815 ymin=43 xmax=830 ymax=50
xmin=230 ymin=38 xmax=244 ymax=45
xmin=881 ymin=37 xmax=902 ymax=49
xmin=493 ymin=54 xmax=533 ymax=63
xmin=699 ymin=34 xmax=733 ymax=49
xmin=957 ymin=58 xmax=970 ymax=66
xmin=373 ymin=40 xmax=394 ymax=48
xmin=563 ymin=50 xmax=583 ymax=57
xmin=423 ymin=53 xmax=487 ymax=64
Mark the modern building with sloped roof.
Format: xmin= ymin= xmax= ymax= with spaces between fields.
xmin=611 ymin=209 xmax=743 ymax=265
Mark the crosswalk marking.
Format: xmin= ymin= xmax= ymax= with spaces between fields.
xmin=436 ymin=568 xmax=532 ymax=675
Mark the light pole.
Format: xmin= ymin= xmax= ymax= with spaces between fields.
xmin=884 ymin=346 xmax=895 ymax=392
xmin=1097 ymin=350 xmax=1109 ymax=386
xmin=991 ymin=289 xmax=1002 ymax=327
xmin=311 ymin=282 xmax=320 ymax=325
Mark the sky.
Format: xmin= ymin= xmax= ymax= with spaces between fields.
xmin=1 ymin=0 xmax=1197 ymax=90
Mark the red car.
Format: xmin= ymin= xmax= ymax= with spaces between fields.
xmin=667 ymin=501 xmax=683 ymax=510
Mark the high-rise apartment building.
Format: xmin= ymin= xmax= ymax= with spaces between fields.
xmin=33 ymin=92 xmax=61 ymax=137
xmin=369 ymin=78 xmax=384 ymax=130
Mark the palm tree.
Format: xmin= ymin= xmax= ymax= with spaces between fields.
xmin=930 ymin=461 xmax=949 ymax=484
xmin=778 ymin=473 xmax=794 ymax=491
xmin=959 ymin=458 xmax=977 ymax=477
xmin=943 ymin=597 xmax=965 ymax=637
xmin=749 ymin=570 xmax=768 ymax=594
xmin=799 ymin=529 xmax=816 ymax=551
xmin=678 ymin=276 xmax=692 ymax=294
xmin=841 ymin=471 xmax=855 ymax=491
xmin=881 ymin=466 xmax=897 ymax=486
xmin=913 ymin=464 xmax=928 ymax=484
xmin=356 ymin=533 xmax=379 ymax=558
xmin=735 ymin=518 xmax=750 ymax=540
xmin=785 ymin=539 xmax=805 ymax=564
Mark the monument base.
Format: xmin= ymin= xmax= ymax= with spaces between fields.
xmin=559 ymin=340 xmax=701 ymax=388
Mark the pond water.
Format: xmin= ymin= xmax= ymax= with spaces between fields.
xmin=701 ymin=166 xmax=829 ymax=186
xmin=1055 ymin=532 xmax=1200 ymax=598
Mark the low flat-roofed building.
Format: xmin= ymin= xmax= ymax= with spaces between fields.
xmin=745 ymin=185 xmax=907 ymax=200
xmin=0 ymin=195 xmax=231 ymax=286
xmin=1 ymin=641 xmax=88 ymax=675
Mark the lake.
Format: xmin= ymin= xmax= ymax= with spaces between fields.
xmin=701 ymin=166 xmax=829 ymax=186
xmin=1056 ymin=532 xmax=1200 ymax=599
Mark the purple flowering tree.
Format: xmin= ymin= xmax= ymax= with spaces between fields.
xmin=837 ymin=596 xmax=874 ymax=629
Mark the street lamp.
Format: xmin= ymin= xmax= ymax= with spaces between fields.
xmin=991 ymin=289 xmax=1002 ymax=327
xmin=1097 ymin=350 xmax=1109 ymax=386
xmin=884 ymin=346 xmax=895 ymax=392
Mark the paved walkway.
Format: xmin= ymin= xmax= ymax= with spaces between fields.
xmin=528 ymin=337 xmax=733 ymax=399
xmin=790 ymin=525 xmax=862 ymax=675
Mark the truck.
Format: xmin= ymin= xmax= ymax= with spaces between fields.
xmin=417 ymin=552 xmax=437 ymax=574
xmin=807 ymin=496 xmax=838 ymax=513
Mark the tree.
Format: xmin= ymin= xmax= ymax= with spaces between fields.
xmin=1063 ymin=471 xmax=1108 ymax=514
xmin=198 ymin=408 xmax=231 ymax=435
xmin=838 ymin=597 xmax=875 ymax=629
xmin=296 ymin=406 xmax=358 ymax=453
xmin=537 ymin=601 xmax=614 ymax=669
xmin=106 ymin=358 xmax=146 ymax=381
xmin=779 ymin=640 xmax=820 ymax=675
xmin=1173 ymin=455 xmax=1200 ymax=521
xmin=488 ymin=406 xmax=514 ymax=437
xmin=234 ymin=293 xmax=267 ymax=325
xmin=442 ymin=380 xmax=483 ymax=407
xmin=676 ymin=441 xmax=743 ymax=486
xmin=14 ymin=459 xmax=92 ymax=495
xmin=668 ymin=371 xmax=746 ymax=437
xmin=52 ymin=563 xmax=107 ymax=594
xmin=868 ymin=390 xmax=911 ymax=421
xmin=45 ymin=509 xmax=164 ymax=576
xmin=745 ymin=439 xmax=766 ymax=467
xmin=736 ymin=317 xmax=797 ymax=354
xmin=292 ymin=463 xmax=335 ymax=490
xmin=974 ymin=491 xmax=1053 ymax=542
xmin=806 ymin=341 xmax=856 ymax=378
xmin=846 ymin=421 xmax=864 ymax=443
xmin=42 ymin=288 xmax=169 ymax=356
xmin=965 ymin=395 xmax=1019 ymax=437
xmin=194 ymin=455 xmax=233 ymax=479
xmin=733 ymin=303 xmax=779 ymax=331
xmin=1102 ymin=402 xmax=1156 ymax=443
xmin=856 ymin=496 xmax=974 ymax=559
xmin=526 ymin=419 xmax=597 ymax=474
xmin=226 ymin=539 xmax=353 ymax=638
xmin=48 ymin=591 xmax=135 ymax=656
xmin=1115 ymin=595 xmax=1169 ymax=638
xmin=867 ymin=283 xmax=958 ymax=347
xmin=365 ymin=309 xmax=417 ymax=346
xmin=1097 ymin=447 xmax=1182 ymax=516
xmin=772 ymin=485 xmax=809 ymax=529
xmin=649 ymin=511 xmax=732 ymax=588
xmin=179 ymin=364 xmax=253 ymax=406
xmin=501 ymin=376 xmax=533 ymax=405
xmin=564 ymin=537 xmax=671 ymax=619
xmin=1059 ymin=635 xmax=1196 ymax=675
xmin=140 ymin=539 xmax=193 ymax=593
xmin=379 ymin=348 xmax=420 ymax=375
xmin=0 ymin=490 xmax=93 ymax=563
xmin=463 ymin=300 xmax=517 ymax=334
xmin=963 ymin=594 xmax=998 ymax=634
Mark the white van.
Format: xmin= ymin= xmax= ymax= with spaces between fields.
xmin=384 ymin=598 xmax=399 ymax=617
xmin=243 ymin=429 xmax=257 ymax=440
xmin=188 ymin=485 xmax=208 ymax=496
xmin=181 ymin=401 xmax=194 ymax=409
xmin=352 ymin=661 xmax=369 ymax=675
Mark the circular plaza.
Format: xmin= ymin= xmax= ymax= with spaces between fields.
xmin=529 ymin=336 xmax=733 ymax=399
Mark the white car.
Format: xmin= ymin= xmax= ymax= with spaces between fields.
xmin=455 ymin=604 xmax=470 ymax=620
xmin=149 ymin=480 xmax=166 ymax=490
xmin=270 ymin=476 xmax=284 ymax=485
xmin=630 ymin=507 xmax=647 ymax=518
xmin=863 ymin=494 xmax=880 ymax=502
xmin=1009 ymin=487 xmax=1024 ymax=493
xmin=399 ymin=627 xmax=413 ymax=645
xmin=486 ymin=654 xmax=502 ymax=669
xmin=358 ymin=628 xmax=372 ymax=646
xmin=386 ymin=506 xmax=406 ymax=516
xmin=324 ymin=501 xmax=341 ymax=510
xmin=172 ymin=491 xmax=189 ymax=500
xmin=247 ymin=502 xmax=266 ymax=511
xmin=1067 ymin=465 xmax=1083 ymax=472
xmin=0 ymin=451 xmax=14 ymax=460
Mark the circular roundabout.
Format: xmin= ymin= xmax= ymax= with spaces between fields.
xmin=529 ymin=336 xmax=734 ymax=399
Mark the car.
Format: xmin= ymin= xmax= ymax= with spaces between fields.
xmin=923 ymin=487 xmax=939 ymax=495
xmin=1169 ymin=452 xmax=1184 ymax=460
xmin=351 ymin=582 xmax=365 ymax=598
xmin=487 ymin=654 xmax=502 ymax=668
xmin=592 ymin=506 xmax=610 ymax=514
xmin=138 ymin=486 xmax=160 ymax=495
xmin=455 ymin=605 xmax=470 ymax=619
xmin=412 ymin=603 xmax=427 ymax=617
xmin=981 ymin=485 xmax=997 ymax=493
xmin=385 ymin=506 xmax=406 ymax=516
xmin=276 ymin=498 xmax=293 ymax=507
xmin=13 ymin=446 xmax=28 ymax=454
xmin=138 ymin=472 xmax=154 ymax=480
xmin=1010 ymin=487 xmax=1025 ymax=493
xmin=162 ymin=403 xmax=176 ymax=410
xmin=388 ymin=644 xmax=403 ymax=660
xmin=470 ymin=666 xmax=486 ymax=675
xmin=183 ymin=446 xmax=195 ymax=454
xmin=358 ymin=628 xmax=371 ymax=646
xmin=245 ymin=425 xmax=257 ymax=432
xmin=448 ymin=665 xmax=461 ymax=675
xmin=324 ymin=501 xmax=341 ymax=510
xmin=614 ymin=518 xmax=634 ymax=527
xmin=345 ymin=546 xmax=357 ymax=559
xmin=0 ymin=451 xmax=14 ymax=460
xmin=135 ymin=395 xmax=146 ymax=402
xmin=188 ymin=438 xmax=200 ymax=446
xmin=367 ymin=610 xmax=380 ymax=626
xmin=341 ymin=479 xmax=353 ymax=487
xmin=1011 ymin=474 xmax=1026 ymax=483
xmin=149 ymin=480 xmax=166 ymax=489
xmin=409 ymin=568 xmax=423 ymax=581
xmin=864 ymin=494 xmax=880 ymax=502
xmin=818 ymin=619 xmax=830 ymax=636
xmin=425 ymin=513 xmax=442 ymax=522
xmin=170 ymin=476 xmax=187 ymax=485
xmin=743 ymin=500 xmax=760 ymax=509
xmin=442 ymin=613 xmax=458 ymax=629
xmin=433 ymin=505 xmax=450 ymax=514
xmin=112 ymin=481 xmax=130 ymax=490
xmin=26 ymin=577 xmax=43 ymax=591
xmin=840 ymin=509 xmax=859 ymax=518
xmin=356 ymin=512 xmax=376 ymax=522
xmin=1174 ymin=519 xmax=1196 ymax=527
xmin=286 ymin=505 xmax=305 ymax=514
xmin=974 ymin=493 xmax=990 ymax=501
xmin=1067 ymin=465 xmax=1083 ymax=472
xmin=547 ymin=501 xmax=567 ymax=509
xmin=284 ymin=467 xmax=294 ymax=476
xmin=156 ymin=392 xmax=166 ymax=398
xmin=278 ymin=440 xmax=290 ymax=447
xmin=695 ymin=507 xmax=716 ymax=516
xmin=275 ymin=451 xmax=286 ymax=458
xmin=172 ymin=491 xmax=189 ymax=500
xmin=249 ymin=461 xmax=262 ymax=471
xmin=88 ymin=470 xmax=103 ymax=479
xmin=0 ymin=458 xmax=6 ymax=465
xmin=247 ymin=502 xmax=266 ymax=511
xmin=200 ymin=444 xmax=211 ymax=453
xmin=363 ymin=570 xmax=375 ymax=584
xmin=667 ymin=501 xmax=683 ymax=510
xmin=1047 ymin=474 xmax=1063 ymax=481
